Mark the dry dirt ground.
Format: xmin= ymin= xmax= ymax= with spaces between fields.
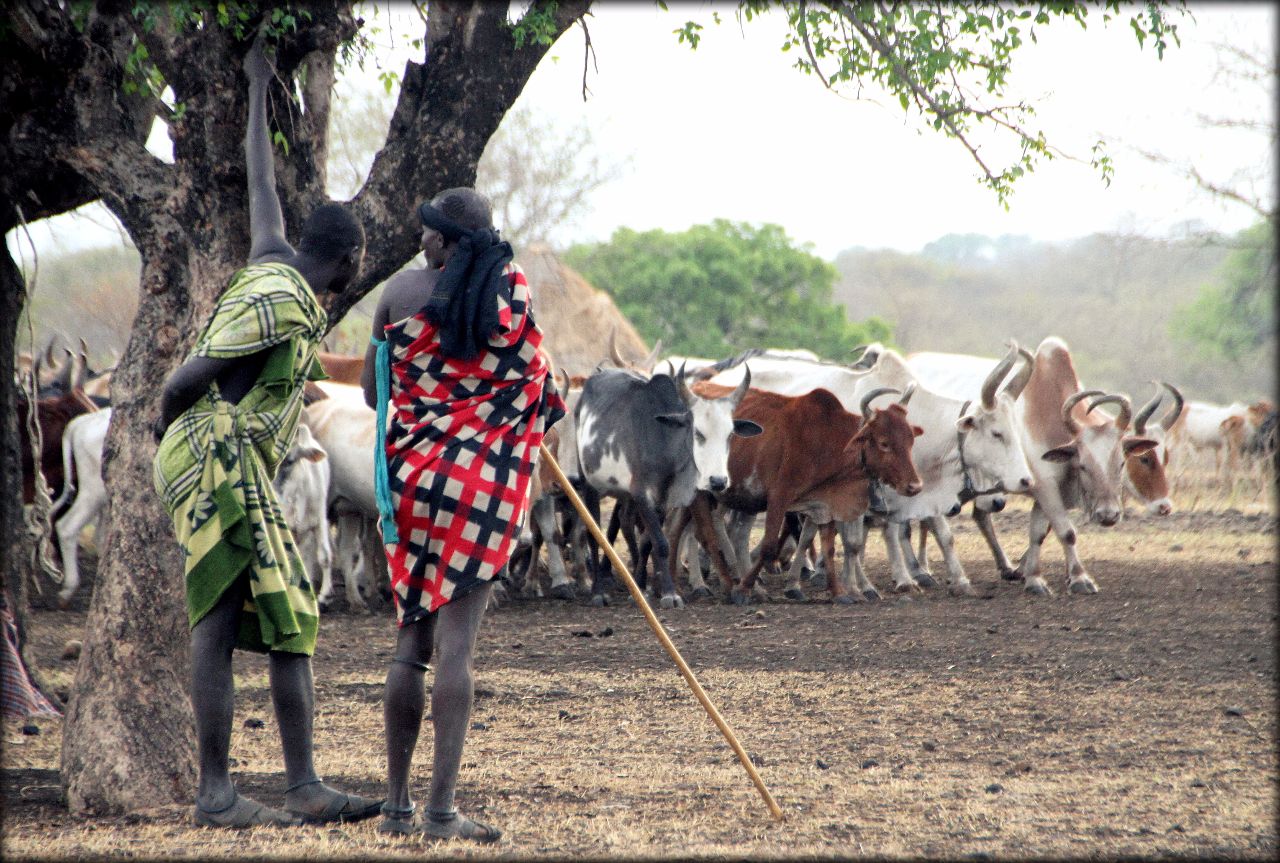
xmin=4 ymin=500 xmax=1277 ymax=860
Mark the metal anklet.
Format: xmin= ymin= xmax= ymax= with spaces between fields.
xmin=284 ymin=777 xmax=324 ymax=794
xmin=427 ymin=806 xmax=459 ymax=822
xmin=382 ymin=801 xmax=417 ymax=820
xmin=392 ymin=657 xmax=430 ymax=672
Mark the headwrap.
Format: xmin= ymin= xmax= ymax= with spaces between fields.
xmin=418 ymin=201 xmax=514 ymax=361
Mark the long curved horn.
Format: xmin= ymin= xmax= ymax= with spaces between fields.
xmin=1061 ymin=389 xmax=1105 ymax=435
xmin=980 ymin=342 xmax=1018 ymax=410
xmin=725 ymin=364 xmax=752 ymax=408
xmin=1002 ymin=347 xmax=1035 ymax=401
xmin=860 ymin=386 xmax=901 ymax=420
xmin=1086 ymin=393 xmax=1132 ymax=432
xmin=1159 ymin=381 xmax=1184 ymax=431
xmin=557 ymin=369 xmax=571 ymax=394
xmin=1132 ymin=383 xmax=1163 ymax=436
xmin=68 ymin=350 xmax=88 ymax=393
xmin=641 ymin=339 xmax=663 ymax=372
xmin=898 ymin=381 xmax=917 ymax=406
xmin=608 ymin=328 xmax=625 ymax=368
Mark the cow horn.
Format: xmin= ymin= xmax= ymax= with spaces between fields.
xmin=1002 ymin=347 xmax=1035 ymax=401
xmin=725 ymin=364 xmax=752 ymax=407
xmin=608 ymin=328 xmax=626 ymax=368
xmin=1160 ymin=381 xmax=1184 ymax=431
xmin=53 ymin=348 xmax=75 ymax=392
xmin=1133 ymin=383 xmax=1163 ymax=436
xmin=69 ymin=350 xmax=88 ymax=393
xmin=1061 ymin=389 xmax=1105 ymax=435
xmin=898 ymin=381 xmax=917 ymax=406
xmin=558 ymin=368 xmax=571 ymax=394
xmin=980 ymin=342 xmax=1018 ymax=411
xmin=860 ymin=386 xmax=901 ymax=420
xmin=641 ymin=339 xmax=664 ymax=373
xmin=1086 ymin=393 xmax=1132 ymax=432
xmin=674 ymin=362 xmax=695 ymax=405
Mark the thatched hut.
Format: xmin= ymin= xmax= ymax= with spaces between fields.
xmin=520 ymin=244 xmax=650 ymax=377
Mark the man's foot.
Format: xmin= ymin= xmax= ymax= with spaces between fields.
xmin=284 ymin=779 xmax=384 ymax=825
xmin=193 ymin=793 xmax=301 ymax=829
xmin=378 ymin=806 xmax=501 ymax=843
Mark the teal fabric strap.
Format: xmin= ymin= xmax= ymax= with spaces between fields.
xmin=371 ymin=335 xmax=400 ymax=545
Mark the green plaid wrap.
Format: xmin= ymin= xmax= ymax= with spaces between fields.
xmin=153 ymin=263 xmax=329 ymax=655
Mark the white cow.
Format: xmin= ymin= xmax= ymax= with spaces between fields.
xmin=50 ymin=409 xmax=112 ymax=608
xmin=273 ymin=423 xmax=337 ymax=611
xmin=303 ymin=381 xmax=387 ymax=611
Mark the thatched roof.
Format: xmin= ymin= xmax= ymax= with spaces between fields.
xmin=520 ymin=244 xmax=650 ymax=377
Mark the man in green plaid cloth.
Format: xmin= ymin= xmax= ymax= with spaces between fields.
xmin=151 ymin=35 xmax=381 ymax=829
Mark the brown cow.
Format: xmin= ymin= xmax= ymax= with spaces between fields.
xmin=18 ymin=353 xmax=96 ymax=505
xmin=316 ymin=350 xmax=365 ymax=385
xmin=678 ymin=381 xmax=923 ymax=604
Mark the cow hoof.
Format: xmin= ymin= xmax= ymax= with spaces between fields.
xmin=999 ymin=568 xmax=1023 ymax=583
xmin=949 ymin=582 xmax=976 ymax=598
xmin=731 ymin=590 xmax=750 ymax=606
xmin=833 ymin=594 xmax=856 ymax=606
xmin=862 ymin=588 xmax=882 ymax=602
xmin=801 ymin=566 xmax=819 ymax=584
xmin=1068 ymin=577 xmax=1099 ymax=595
xmin=894 ymin=582 xmax=920 ymax=594
xmin=913 ymin=572 xmax=938 ymax=589
xmin=551 ymin=583 xmax=576 ymax=601
xmin=591 ymin=594 xmax=610 ymax=608
xmin=317 ymin=599 xmax=333 ymax=614
xmin=784 ymin=587 xmax=805 ymax=601
xmin=56 ymin=596 xmax=73 ymax=611
xmin=1025 ymin=579 xmax=1053 ymax=597
xmin=691 ymin=586 xmax=713 ymax=600
xmin=659 ymin=594 xmax=685 ymax=610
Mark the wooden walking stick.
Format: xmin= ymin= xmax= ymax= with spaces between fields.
xmin=537 ymin=442 xmax=785 ymax=822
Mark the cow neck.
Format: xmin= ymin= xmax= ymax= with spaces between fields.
xmin=854 ymin=427 xmax=887 ymax=507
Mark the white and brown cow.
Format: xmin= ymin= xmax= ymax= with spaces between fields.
xmin=989 ymin=336 xmax=1158 ymax=595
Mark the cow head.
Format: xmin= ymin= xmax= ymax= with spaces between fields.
xmin=674 ymin=363 xmax=762 ymax=492
xmin=1042 ymin=390 xmax=1156 ymax=527
xmin=850 ymin=385 xmax=923 ymax=497
xmin=955 ymin=343 xmax=1037 ymax=508
xmin=1124 ymin=381 xmax=1182 ymax=515
xmin=274 ymin=423 xmax=328 ymax=490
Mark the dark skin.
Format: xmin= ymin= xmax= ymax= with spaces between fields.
xmin=363 ymin=215 xmax=500 ymax=839
xmin=155 ymin=35 xmax=370 ymax=823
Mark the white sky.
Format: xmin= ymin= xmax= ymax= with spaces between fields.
xmin=8 ymin=2 xmax=1275 ymax=263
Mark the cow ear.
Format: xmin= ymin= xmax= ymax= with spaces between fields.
xmin=656 ymin=411 xmax=689 ymax=428
xmin=956 ymin=415 xmax=977 ymax=433
xmin=733 ymin=419 xmax=763 ymax=438
xmin=911 ymin=424 xmax=924 ymax=437
xmin=301 ymin=447 xmax=327 ymax=463
xmin=1041 ymin=444 xmax=1078 ymax=463
xmin=1162 ymin=448 xmax=1169 ymax=466
xmin=1123 ymin=437 xmax=1157 ymax=456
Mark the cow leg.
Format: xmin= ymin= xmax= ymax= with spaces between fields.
xmin=782 ymin=516 xmax=818 ymax=601
xmin=924 ymin=515 xmax=974 ymax=596
xmin=1014 ymin=501 xmax=1056 ymax=596
xmin=635 ymin=499 xmax=682 ymax=609
xmin=689 ymin=497 xmax=734 ymax=598
xmin=897 ymin=521 xmax=938 ymax=589
xmin=818 ymin=521 xmax=853 ymax=604
xmin=324 ymin=512 xmax=359 ymax=612
xmin=973 ymin=507 xmax=1018 ymax=581
xmin=533 ymin=495 xmax=573 ymax=600
xmin=881 ymin=522 xmax=920 ymax=593
xmin=837 ymin=519 xmax=877 ymax=601
xmin=361 ymin=517 xmax=390 ymax=607
xmin=664 ymin=504 xmax=700 ymax=596
xmin=53 ymin=486 xmax=100 ymax=609
xmin=580 ymin=486 xmax=613 ymax=607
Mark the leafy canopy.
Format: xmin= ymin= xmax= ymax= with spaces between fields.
xmin=1171 ymin=221 xmax=1275 ymax=364
xmin=665 ymin=1 xmax=1187 ymax=206
xmin=564 ymin=220 xmax=891 ymax=360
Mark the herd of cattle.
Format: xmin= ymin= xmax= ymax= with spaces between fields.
xmin=15 ymin=334 xmax=1279 ymax=612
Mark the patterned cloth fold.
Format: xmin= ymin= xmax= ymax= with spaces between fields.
xmin=153 ymin=262 xmax=328 ymax=655
xmin=2 ymin=601 xmax=60 ymax=719
xmin=382 ymin=261 xmax=565 ymax=626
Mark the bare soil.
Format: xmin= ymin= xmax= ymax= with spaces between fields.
xmin=4 ymin=503 xmax=1277 ymax=860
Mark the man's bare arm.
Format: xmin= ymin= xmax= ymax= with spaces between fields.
xmin=244 ymin=35 xmax=292 ymax=264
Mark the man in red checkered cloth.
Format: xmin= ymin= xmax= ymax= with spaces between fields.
xmin=362 ymin=187 xmax=564 ymax=842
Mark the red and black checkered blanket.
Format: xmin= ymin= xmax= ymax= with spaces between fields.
xmin=382 ymin=262 xmax=564 ymax=626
